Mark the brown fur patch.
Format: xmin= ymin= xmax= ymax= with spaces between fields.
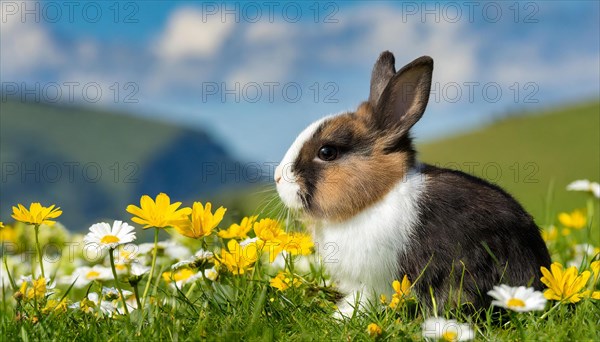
xmin=293 ymin=109 xmax=413 ymax=222
xmin=313 ymin=152 xmax=409 ymax=221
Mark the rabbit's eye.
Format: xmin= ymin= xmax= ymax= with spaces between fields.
xmin=317 ymin=146 xmax=338 ymax=161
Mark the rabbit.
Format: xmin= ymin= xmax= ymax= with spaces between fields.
xmin=273 ymin=51 xmax=551 ymax=318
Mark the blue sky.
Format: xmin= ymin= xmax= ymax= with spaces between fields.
xmin=2 ymin=1 xmax=599 ymax=162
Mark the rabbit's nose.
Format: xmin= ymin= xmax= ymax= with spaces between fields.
xmin=274 ymin=166 xmax=282 ymax=184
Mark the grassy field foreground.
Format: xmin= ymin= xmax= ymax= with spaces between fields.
xmin=1 ymin=102 xmax=599 ymax=341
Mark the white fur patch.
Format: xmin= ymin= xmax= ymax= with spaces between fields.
xmin=312 ymin=167 xmax=425 ymax=314
xmin=275 ymin=115 xmax=336 ymax=208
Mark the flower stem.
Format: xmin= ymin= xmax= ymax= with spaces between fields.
xmin=34 ymin=224 xmax=45 ymax=278
xmin=132 ymin=283 xmax=142 ymax=311
xmin=141 ymin=228 xmax=159 ymax=308
xmin=539 ymin=301 xmax=561 ymax=320
xmin=109 ymin=248 xmax=129 ymax=316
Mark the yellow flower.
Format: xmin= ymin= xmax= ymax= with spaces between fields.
xmin=217 ymin=239 xmax=261 ymax=275
xmin=366 ymin=323 xmax=382 ymax=337
xmin=126 ymin=193 xmax=191 ymax=229
xmin=542 ymin=226 xmax=558 ymax=242
xmin=0 ymin=224 xmax=17 ymax=243
xmin=80 ymin=297 xmax=97 ymax=313
xmin=175 ymin=202 xmax=226 ymax=239
xmin=42 ymin=299 xmax=68 ymax=314
xmin=592 ymin=291 xmax=600 ymax=300
xmin=20 ymin=277 xmax=49 ymax=301
xmin=558 ymin=210 xmax=586 ymax=229
xmin=0 ymin=221 xmax=3 ymax=228
xmin=279 ymin=232 xmax=314 ymax=256
xmin=218 ymin=215 xmax=257 ymax=239
xmin=591 ymin=260 xmax=600 ymax=275
xmin=540 ymin=262 xmax=591 ymax=303
xmin=591 ymin=260 xmax=600 ymax=284
xmin=389 ymin=275 xmax=411 ymax=309
xmin=269 ymin=271 xmax=301 ymax=291
xmin=162 ymin=268 xmax=201 ymax=287
xmin=11 ymin=203 xmax=62 ymax=226
xmin=253 ymin=218 xmax=285 ymax=241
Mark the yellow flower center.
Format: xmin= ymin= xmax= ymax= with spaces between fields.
xmin=100 ymin=235 xmax=120 ymax=244
xmin=507 ymin=298 xmax=526 ymax=308
xmin=86 ymin=271 xmax=100 ymax=279
xmin=442 ymin=331 xmax=458 ymax=341
xmin=173 ymin=269 xmax=195 ymax=282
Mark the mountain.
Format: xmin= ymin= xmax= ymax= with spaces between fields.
xmin=0 ymin=100 xmax=251 ymax=230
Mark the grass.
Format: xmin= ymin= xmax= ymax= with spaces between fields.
xmin=2 ymin=191 xmax=599 ymax=341
xmin=1 ymin=101 xmax=599 ymax=340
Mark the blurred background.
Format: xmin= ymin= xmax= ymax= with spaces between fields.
xmin=1 ymin=1 xmax=598 ymax=233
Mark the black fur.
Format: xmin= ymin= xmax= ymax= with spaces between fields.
xmin=398 ymin=164 xmax=552 ymax=311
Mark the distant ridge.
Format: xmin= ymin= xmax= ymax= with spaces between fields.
xmin=0 ymin=100 xmax=254 ymax=229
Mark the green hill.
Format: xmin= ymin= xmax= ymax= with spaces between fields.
xmin=0 ymin=101 xmax=246 ymax=230
xmin=417 ymin=101 xmax=600 ymax=229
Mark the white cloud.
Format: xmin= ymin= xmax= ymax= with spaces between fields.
xmin=490 ymin=50 xmax=599 ymax=95
xmin=317 ymin=5 xmax=480 ymax=86
xmin=0 ymin=5 xmax=64 ymax=76
xmin=244 ymin=20 xmax=294 ymax=44
xmin=227 ymin=22 xmax=299 ymax=84
xmin=154 ymin=7 xmax=235 ymax=63
xmin=75 ymin=39 xmax=99 ymax=63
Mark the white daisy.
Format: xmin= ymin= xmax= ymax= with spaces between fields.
xmin=116 ymin=296 xmax=138 ymax=315
xmin=112 ymin=244 xmax=140 ymax=264
xmin=422 ymin=317 xmax=474 ymax=341
xmin=137 ymin=242 xmax=157 ymax=255
xmin=203 ymin=267 xmax=218 ymax=281
xmin=138 ymin=240 xmax=191 ymax=261
xmin=89 ymin=292 xmax=119 ymax=316
xmin=488 ymin=284 xmax=547 ymax=312
xmin=109 ymin=244 xmax=140 ymax=274
xmin=72 ymin=265 xmax=112 ymax=288
xmin=163 ymin=268 xmax=203 ymax=288
xmin=171 ymin=249 xmax=214 ymax=270
xmin=102 ymin=286 xmax=133 ymax=300
xmin=566 ymin=179 xmax=600 ymax=198
xmin=84 ymin=220 xmax=136 ymax=251
xmin=162 ymin=241 xmax=191 ymax=261
xmin=130 ymin=262 xmax=150 ymax=277
xmin=568 ymin=243 xmax=599 ymax=267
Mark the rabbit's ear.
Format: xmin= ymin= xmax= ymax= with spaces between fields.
xmin=374 ymin=56 xmax=433 ymax=135
xmin=368 ymin=51 xmax=397 ymax=106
